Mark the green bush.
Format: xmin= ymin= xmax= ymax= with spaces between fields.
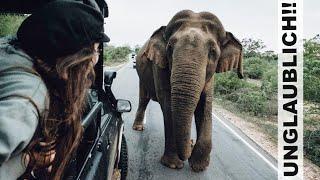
xmin=134 ymin=45 xmax=141 ymax=54
xmin=304 ymin=35 xmax=320 ymax=59
xmin=214 ymin=72 xmax=252 ymax=95
xmin=0 ymin=14 xmax=26 ymax=37
xmin=261 ymin=51 xmax=278 ymax=61
xmin=235 ymin=90 xmax=268 ymax=116
xmin=103 ymin=45 xmax=131 ymax=66
xmin=304 ymin=73 xmax=320 ymax=103
xmin=243 ymin=57 xmax=268 ymax=79
xmin=304 ymin=129 xmax=320 ymax=167
xmin=213 ymin=36 xmax=320 ymax=167
xmin=214 ymin=72 xmax=270 ymax=116
xmin=304 ymin=58 xmax=320 ymax=103
xmin=214 ymin=59 xmax=278 ymax=116
xmin=303 ymin=36 xmax=320 ymax=103
xmin=261 ymin=66 xmax=277 ymax=98
xmin=303 ymin=36 xmax=320 ymax=167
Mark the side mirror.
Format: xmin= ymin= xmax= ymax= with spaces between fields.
xmin=116 ymin=99 xmax=131 ymax=113
xmin=104 ymin=71 xmax=117 ymax=87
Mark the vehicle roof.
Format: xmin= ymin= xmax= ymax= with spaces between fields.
xmin=0 ymin=0 xmax=108 ymax=17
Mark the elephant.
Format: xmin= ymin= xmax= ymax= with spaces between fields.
xmin=132 ymin=10 xmax=243 ymax=172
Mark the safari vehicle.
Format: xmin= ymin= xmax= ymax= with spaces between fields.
xmin=0 ymin=0 xmax=131 ymax=179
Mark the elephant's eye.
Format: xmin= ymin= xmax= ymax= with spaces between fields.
xmin=166 ymin=43 xmax=173 ymax=59
xmin=208 ymin=48 xmax=217 ymax=60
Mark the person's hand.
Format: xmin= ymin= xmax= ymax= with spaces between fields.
xmin=24 ymin=141 xmax=56 ymax=177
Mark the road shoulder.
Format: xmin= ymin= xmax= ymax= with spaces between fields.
xmin=212 ymin=103 xmax=320 ymax=180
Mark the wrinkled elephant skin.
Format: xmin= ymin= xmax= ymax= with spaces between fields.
xmin=133 ymin=10 xmax=243 ymax=171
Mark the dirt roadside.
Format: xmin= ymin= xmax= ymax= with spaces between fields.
xmin=104 ymin=62 xmax=128 ymax=71
xmin=212 ymin=103 xmax=320 ymax=180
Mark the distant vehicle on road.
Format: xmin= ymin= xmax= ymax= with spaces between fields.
xmin=131 ymin=53 xmax=136 ymax=68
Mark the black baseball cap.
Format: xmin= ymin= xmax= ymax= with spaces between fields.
xmin=17 ymin=0 xmax=110 ymax=65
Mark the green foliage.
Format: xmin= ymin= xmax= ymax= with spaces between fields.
xmin=241 ymin=38 xmax=266 ymax=58
xmin=304 ymin=72 xmax=320 ymax=103
xmin=214 ymin=36 xmax=320 ymax=167
xmin=304 ymin=129 xmax=320 ymax=167
xmin=304 ymin=36 xmax=320 ymax=103
xmin=261 ymin=66 xmax=277 ymax=97
xmin=303 ymin=36 xmax=320 ymax=167
xmin=235 ymin=90 xmax=268 ymax=116
xmin=261 ymin=50 xmax=278 ymax=61
xmin=0 ymin=14 xmax=26 ymax=37
xmin=214 ymin=72 xmax=270 ymax=116
xmin=214 ymin=53 xmax=278 ymax=116
xmin=214 ymin=72 xmax=251 ymax=94
xmin=304 ymin=35 xmax=320 ymax=59
xmin=103 ymin=45 xmax=131 ymax=66
xmin=243 ymin=57 xmax=266 ymax=79
xmin=243 ymin=57 xmax=277 ymax=79
xmin=260 ymin=67 xmax=278 ymax=115
xmin=134 ymin=45 xmax=141 ymax=54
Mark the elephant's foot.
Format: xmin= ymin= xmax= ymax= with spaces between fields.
xmin=188 ymin=153 xmax=210 ymax=172
xmin=161 ymin=153 xmax=184 ymax=169
xmin=188 ymin=141 xmax=211 ymax=172
xmin=132 ymin=120 xmax=144 ymax=131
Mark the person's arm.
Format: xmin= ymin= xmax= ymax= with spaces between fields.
xmin=0 ymin=97 xmax=39 ymax=166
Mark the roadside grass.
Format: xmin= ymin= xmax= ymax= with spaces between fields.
xmin=214 ymin=63 xmax=278 ymax=118
xmin=103 ymin=58 xmax=128 ymax=67
xmin=303 ymin=37 xmax=320 ymax=166
xmin=304 ymin=102 xmax=320 ymax=167
xmin=213 ymin=58 xmax=278 ymax=142
xmin=304 ymin=128 xmax=320 ymax=167
xmin=214 ymin=97 xmax=278 ymax=142
xmin=214 ymin=49 xmax=320 ymax=167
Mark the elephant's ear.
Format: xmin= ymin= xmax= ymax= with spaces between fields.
xmin=143 ymin=26 xmax=167 ymax=68
xmin=216 ymin=32 xmax=244 ymax=78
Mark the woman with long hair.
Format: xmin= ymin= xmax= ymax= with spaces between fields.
xmin=0 ymin=1 xmax=109 ymax=179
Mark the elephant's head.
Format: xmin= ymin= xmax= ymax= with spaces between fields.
xmin=143 ymin=10 xmax=243 ymax=160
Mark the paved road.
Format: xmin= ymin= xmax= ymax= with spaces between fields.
xmin=111 ymin=63 xmax=278 ymax=180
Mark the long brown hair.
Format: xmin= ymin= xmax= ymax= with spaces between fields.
xmin=22 ymin=44 xmax=96 ymax=179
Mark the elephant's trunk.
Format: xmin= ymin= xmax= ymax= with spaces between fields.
xmin=171 ymin=49 xmax=207 ymax=161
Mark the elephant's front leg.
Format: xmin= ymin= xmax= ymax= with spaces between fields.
xmin=159 ymin=94 xmax=184 ymax=169
xmin=188 ymin=79 xmax=213 ymax=172
xmin=133 ymin=82 xmax=150 ymax=131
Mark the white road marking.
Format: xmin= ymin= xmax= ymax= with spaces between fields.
xmin=143 ymin=112 xmax=147 ymax=124
xmin=212 ymin=113 xmax=279 ymax=172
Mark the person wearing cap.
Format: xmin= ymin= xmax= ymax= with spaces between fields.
xmin=0 ymin=1 xmax=109 ymax=179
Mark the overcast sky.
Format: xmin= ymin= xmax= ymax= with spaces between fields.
xmin=104 ymin=0 xmax=320 ymax=51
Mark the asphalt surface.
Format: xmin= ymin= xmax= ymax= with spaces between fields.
xmin=110 ymin=62 xmax=278 ymax=180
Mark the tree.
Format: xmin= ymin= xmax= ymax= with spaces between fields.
xmin=241 ymin=38 xmax=266 ymax=58
xmin=304 ymin=34 xmax=320 ymax=59
xmin=262 ymin=50 xmax=277 ymax=61
xmin=133 ymin=45 xmax=141 ymax=54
